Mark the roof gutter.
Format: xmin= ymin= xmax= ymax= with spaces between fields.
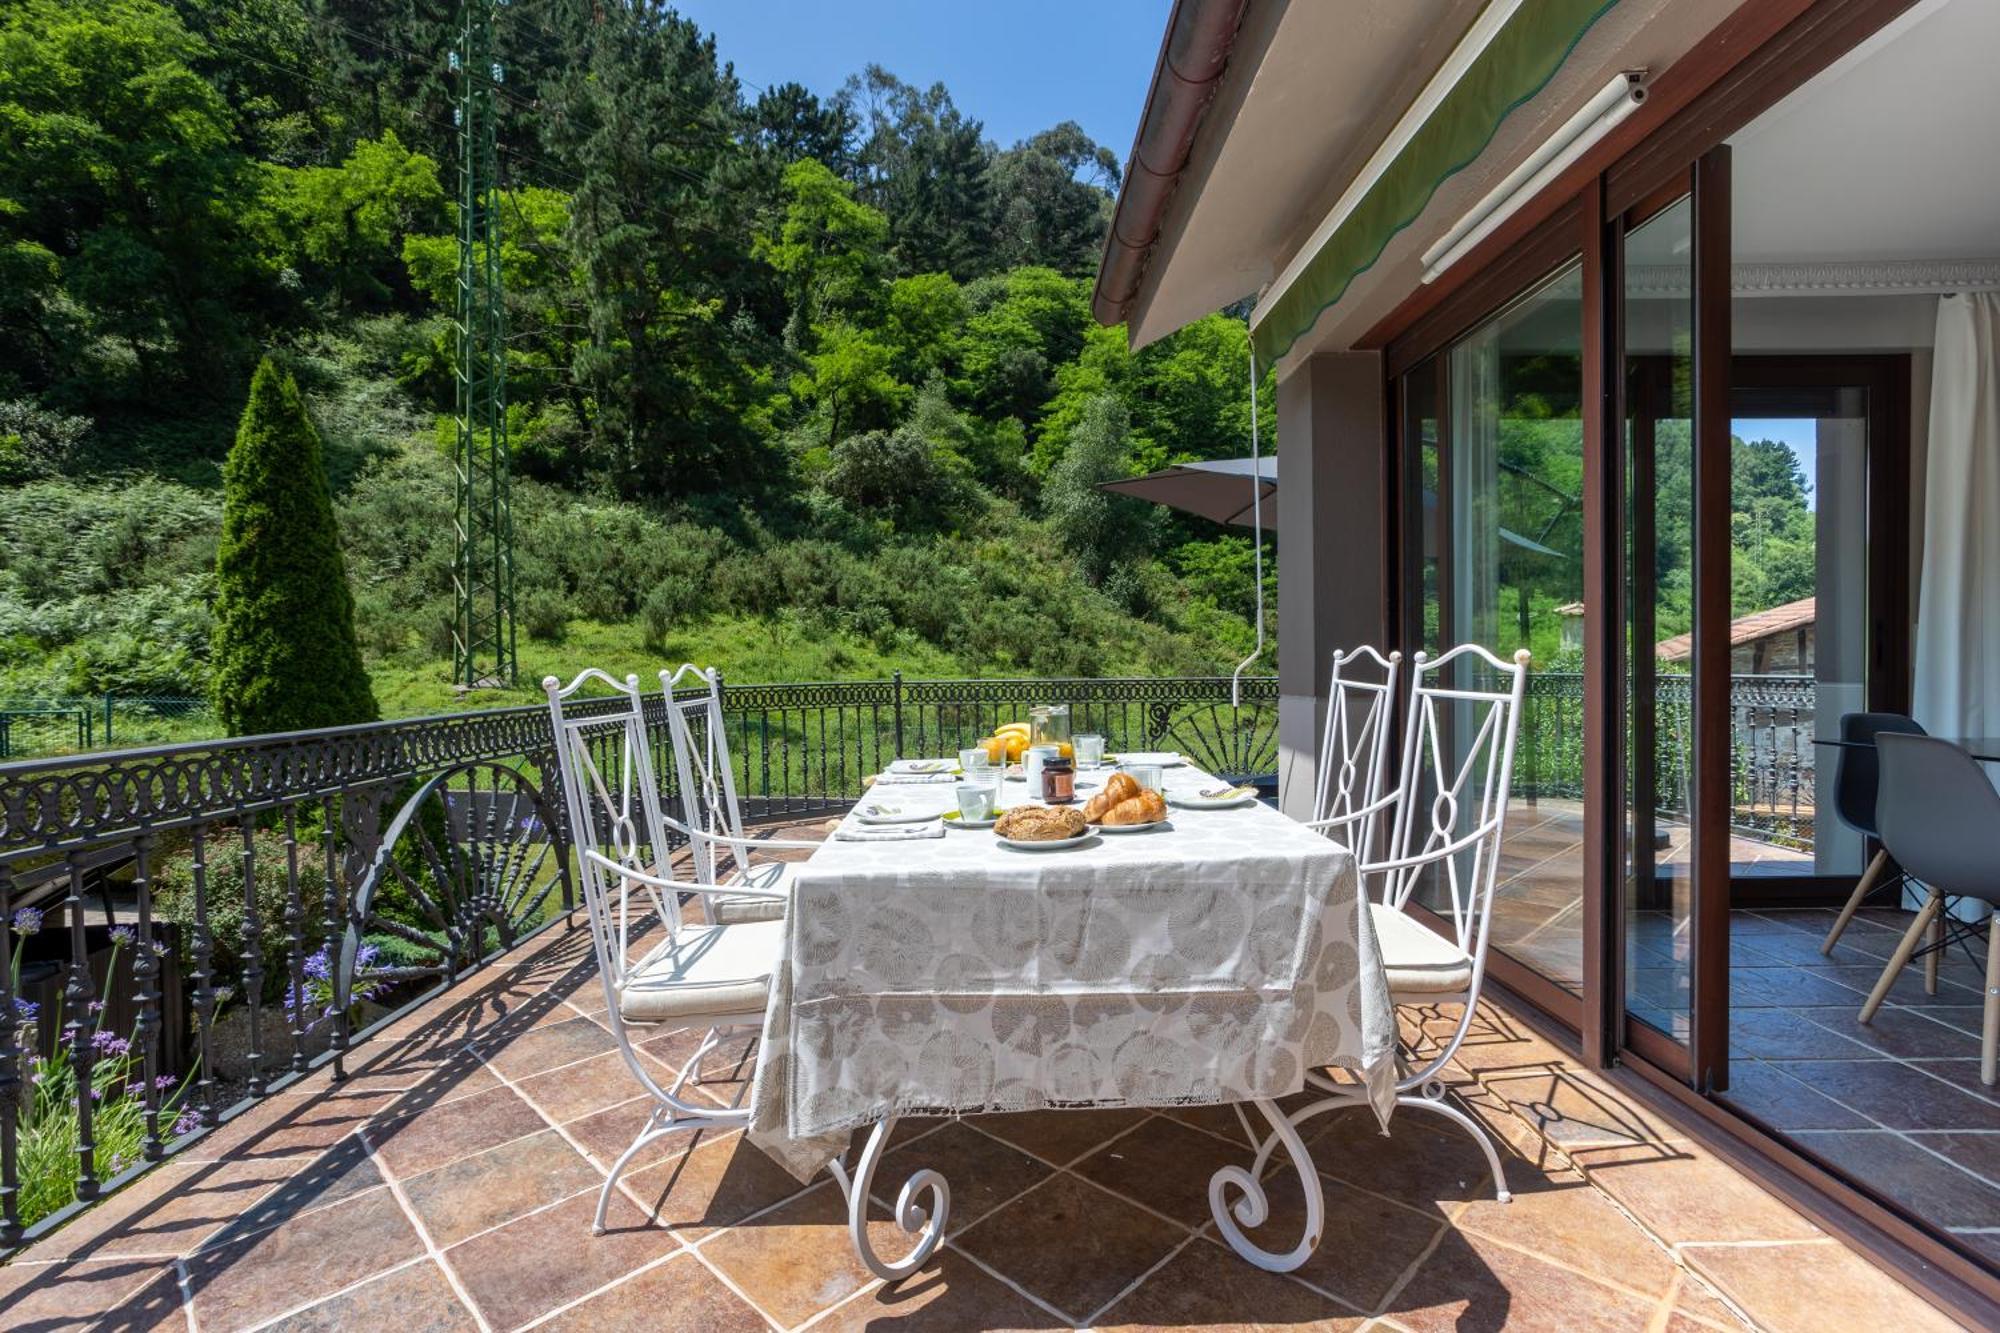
xmin=1091 ymin=0 xmax=1251 ymax=330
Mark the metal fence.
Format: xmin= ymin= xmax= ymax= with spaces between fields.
xmin=0 ymin=672 xmax=1277 ymax=1248
xmin=1517 ymin=672 xmax=1818 ymax=847
xmin=0 ymin=695 xmax=214 ymax=759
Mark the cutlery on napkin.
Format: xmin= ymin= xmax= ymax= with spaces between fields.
xmin=836 ymin=821 xmax=946 ymax=841
xmin=872 ymin=771 xmax=958 ymax=785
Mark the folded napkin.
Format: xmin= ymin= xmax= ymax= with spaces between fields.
xmin=887 ymin=758 xmax=955 ymax=775
xmin=835 ymin=820 xmax=946 ymax=842
xmin=872 ymin=771 xmax=958 ymax=786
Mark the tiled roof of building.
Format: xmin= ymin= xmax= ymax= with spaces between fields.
xmin=1655 ymin=595 xmax=1815 ymax=661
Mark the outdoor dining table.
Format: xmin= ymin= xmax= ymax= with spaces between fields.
xmin=743 ymin=759 xmax=1399 ymax=1279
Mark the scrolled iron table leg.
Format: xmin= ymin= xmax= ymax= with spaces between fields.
xmin=826 ymin=1115 xmax=950 ymax=1281
xmin=1209 ymin=1098 xmax=1324 ymax=1272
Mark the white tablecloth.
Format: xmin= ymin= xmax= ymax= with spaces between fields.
xmin=745 ymin=764 xmax=1398 ymax=1179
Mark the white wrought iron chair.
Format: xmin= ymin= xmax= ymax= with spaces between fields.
xmin=659 ymin=664 xmax=821 ymax=925
xmin=1231 ymin=644 xmax=1530 ymax=1262
xmin=543 ymin=669 xmax=788 ymax=1233
xmin=1302 ymin=645 xmax=1402 ymax=865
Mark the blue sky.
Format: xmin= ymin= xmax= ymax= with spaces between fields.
xmin=673 ymin=0 xmax=1173 ymax=159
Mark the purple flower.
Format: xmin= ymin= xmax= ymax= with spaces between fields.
xmin=90 ymin=1029 xmax=131 ymax=1060
xmin=171 ymin=1111 xmax=201 ymax=1138
xmin=87 ymin=1000 xmax=105 ymax=1016
xmin=12 ymin=997 xmax=36 ymax=1023
xmin=109 ymin=926 xmax=135 ymax=947
xmin=154 ymin=1074 xmax=176 ymax=1092
xmin=9 ymin=908 xmax=41 ymax=935
xmin=303 ymin=947 xmax=332 ymax=982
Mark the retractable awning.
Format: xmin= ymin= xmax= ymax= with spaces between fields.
xmin=1249 ymin=0 xmax=1619 ymax=366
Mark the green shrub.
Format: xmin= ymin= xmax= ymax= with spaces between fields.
xmin=209 ymin=359 xmax=379 ymax=734
xmin=0 ymin=399 xmax=91 ymax=482
xmin=519 ymin=588 xmax=569 ymax=643
xmin=153 ymin=826 xmax=332 ymax=1008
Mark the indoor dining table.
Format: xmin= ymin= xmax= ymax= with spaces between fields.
xmin=743 ymin=759 xmax=1399 ymax=1279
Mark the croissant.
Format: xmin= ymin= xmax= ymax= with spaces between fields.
xmin=1084 ymin=774 xmax=1166 ymax=825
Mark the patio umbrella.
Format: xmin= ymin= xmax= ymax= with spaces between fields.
xmin=1099 ymin=456 xmax=1567 ymax=557
xmin=1098 ymin=457 xmax=1275 ymax=529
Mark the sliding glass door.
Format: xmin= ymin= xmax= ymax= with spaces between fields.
xmin=1400 ymin=262 xmax=1589 ymax=1007
xmin=1621 ymin=196 xmax=1697 ymax=1048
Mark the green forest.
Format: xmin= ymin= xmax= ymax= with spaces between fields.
xmin=0 ymin=0 xmax=1274 ymax=725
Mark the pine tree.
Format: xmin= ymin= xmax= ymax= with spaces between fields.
xmin=210 ymin=357 xmax=378 ymax=735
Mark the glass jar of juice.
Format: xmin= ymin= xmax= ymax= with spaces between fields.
xmin=1031 ymin=704 xmax=1071 ymax=757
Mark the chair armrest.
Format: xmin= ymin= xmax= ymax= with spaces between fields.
xmin=1355 ymin=818 xmax=1501 ymax=876
xmin=1300 ymin=789 xmax=1399 ymax=832
xmin=581 ymin=848 xmax=788 ymax=901
xmin=696 ymin=830 xmax=823 ymax=853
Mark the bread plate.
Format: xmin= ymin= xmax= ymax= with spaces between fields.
xmin=1169 ymin=789 xmax=1258 ymax=810
xmin=941 ymin=811 xmax=998 ymax=830
xmin=1090 ymin=817 xmax=1170 ymax=834
xmin=855 ymin=802 xmax=941 ymax=825
xmin=996 ymin=832 xmax=1098 ymax=851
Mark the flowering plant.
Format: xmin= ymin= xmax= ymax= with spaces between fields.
xmin=9 ymin=920 xmax=197 ymax=1229
xmin=282 ymin=941 xmax=389 ymax=1027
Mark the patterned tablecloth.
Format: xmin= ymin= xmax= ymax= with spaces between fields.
xmin=745 ymin=764 xmax=1398 ymax=1180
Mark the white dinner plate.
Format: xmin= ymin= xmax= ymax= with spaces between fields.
xmin=855 ymin=803 xmax=941 ymax=825
xmin=1111 ymin=751 xmax=1185 ymax=767
xmin=996 ymin=832 xmax=1098 ymax=851
xmin=941 ymin=811 xmax=998 ymax=829
xmin=1170 ymin=790 xmax=1258 ymax=810
xmin=1090 ymin=818 xmax=1170 ymax=834
xmin=887 ymin=759 xmax=954 ymax=775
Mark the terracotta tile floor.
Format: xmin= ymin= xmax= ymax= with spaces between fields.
xmin=1473 ymin=803 xmax=2000 ymax=1262
xmin=1 ymin=901 xmax=1970 ymax=1329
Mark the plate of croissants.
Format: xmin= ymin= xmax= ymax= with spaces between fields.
xmin=1081 ymin=771 xmax=1170 ymax=832
xmin=994 ymin=804 xmax=1094 ymax=849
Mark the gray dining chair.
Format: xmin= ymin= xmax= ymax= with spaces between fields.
xmin=1859 ymin=732 xmax=2000 ymax=1085
xmin=1820 ymin=712 xmax=1926 ymax=955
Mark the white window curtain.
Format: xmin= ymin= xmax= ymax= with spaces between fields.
xmin=1913 ymin=291 xmax=2000 ymax=748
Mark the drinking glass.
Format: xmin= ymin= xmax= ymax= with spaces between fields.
xmin=1074 ymin=733 xmax=1106 ymax=768
xmin=954 ymin=781 xmax=995 ymax=822
xmin=958 ymin=746 xmax=993 ymax=774
xmin=1121 ymin=761 xmax=1164 ymax=792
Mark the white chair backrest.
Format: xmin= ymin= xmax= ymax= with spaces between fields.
xmin=544 ymin=669 xmax=680 ymax=1008
xmin=1378 ymin=645 xmax=1531 ymax=961
xmin=1311 ymin=645 xmax=1402 ymax=861
xmin=659 ymin=664 xmax=745 ymax=883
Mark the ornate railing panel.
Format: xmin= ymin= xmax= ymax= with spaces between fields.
xmin=1517 ymin=672 xmax=1818 ymax=847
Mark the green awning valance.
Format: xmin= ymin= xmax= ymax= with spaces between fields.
xmin=1251 ymin=0 xmax=1621 ymax=366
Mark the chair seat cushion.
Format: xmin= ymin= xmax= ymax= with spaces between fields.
xmin=1369 ymin=902 xmax=1474 ymax=995
xmin=618 ymin=919 xmax=783 ymax=1024
xmin=709 ymin=860 xmax=795 ymax=925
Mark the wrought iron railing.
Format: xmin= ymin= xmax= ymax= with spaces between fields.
xmin=0 ymin=672 xmax=1277 ymax=1248
xmin=1517 ymin=672 xmax=1818 ymax=847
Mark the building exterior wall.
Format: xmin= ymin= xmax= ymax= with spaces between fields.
xmin=1275 ymin=351 xmax=1390 ymax=819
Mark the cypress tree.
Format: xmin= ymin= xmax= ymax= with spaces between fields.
xmin=210 ymin=357 xmax=378 ymax=735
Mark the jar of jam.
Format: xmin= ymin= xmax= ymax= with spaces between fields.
xmin=1041 ymin=755 xmax=1076 ymax=804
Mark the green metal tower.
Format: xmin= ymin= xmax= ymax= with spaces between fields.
xmin=451 ymin=0 xmax=516 ymax=689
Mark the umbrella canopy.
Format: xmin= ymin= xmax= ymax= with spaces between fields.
xmin=1097 ymin=457 xmax=1276 ymax=529
xmin=1099 ymin=456 xmax=1566 ymax=558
